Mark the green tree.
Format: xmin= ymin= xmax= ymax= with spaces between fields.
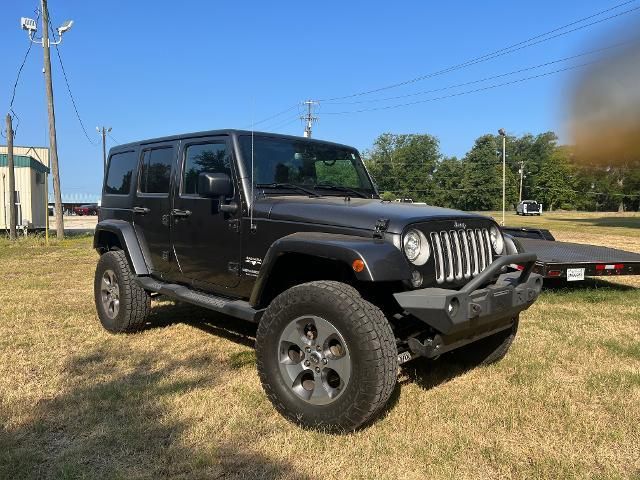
xmin=431 ymin=156 xmax=464 ymax=209
xmin=364 ymin=133 xmax=441 ymax=201
xmin=460 ymin=135 xmax=518 ymax=211
xmin=533 ymin=145 xmax=576 ymax=210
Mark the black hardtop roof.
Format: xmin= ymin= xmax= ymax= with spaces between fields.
xmin=109 ymin=129 xmax=358 ymax=153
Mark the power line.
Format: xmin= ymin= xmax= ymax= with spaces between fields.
xmin=322 ymin=61 xmax=596 ymax=115
xmin=318 ymin=1 xmax=640 ymax=102
xmin=325 ymin=41 xmax=630 ymax=106
xmin=242 ymin=104 xmax=299 ymax=129
xmin=7 ymin=41 xmax=34 ymax=115
xmin=107 ymin=132 xmax=120 ymax=144
xmin=260 ymin=112 xmax=301 ymax=130
xmin=266 ymin=115 xmax=301 ymax=131
xmin=49 ymin=21 xmax=96 ymax=146
xmin=5 ymin=11 xmax=40 ymax=137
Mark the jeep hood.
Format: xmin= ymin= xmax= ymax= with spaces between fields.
xmin=253 ymin=196 xmax=485 ymax=234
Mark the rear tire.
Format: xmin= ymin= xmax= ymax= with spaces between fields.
xmin=447 ymin=318 xmax=519 ymax=366
xmin=256 ymin=281 xmax=398 ymax=432
xmin=94 ymin=250 xmax=150 ymax=333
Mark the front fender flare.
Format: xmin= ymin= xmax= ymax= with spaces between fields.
xmin=93 ymin=219 xmax=150 ymax=275
xmin=249 ymin=232 xmax=412 ymax=306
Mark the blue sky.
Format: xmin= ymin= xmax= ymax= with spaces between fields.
xmin=1 ymin=0 xmax=637 ymax=196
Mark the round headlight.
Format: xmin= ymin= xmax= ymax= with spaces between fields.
xmin=403 ymin=229 xmax=430 ymax=265
xmin=490 ymin=225 xmax=504 ymax=254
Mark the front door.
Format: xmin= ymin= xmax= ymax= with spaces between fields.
xmin=132 ymin=143 xmax=176 ymax=277
xmin=172 ymin=136 xmax=242 ymax=289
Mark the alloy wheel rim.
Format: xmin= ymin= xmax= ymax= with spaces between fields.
xmin=100 ymin=269 xmax=120 ymax=319
xmin=277 ymin=315 xmax=351 ymax=405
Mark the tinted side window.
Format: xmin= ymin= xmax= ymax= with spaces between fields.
xmin=139 ymin=147 xmax=173 ymax=194
xmin=105 ymin=151 xmax=136 ymax=195
xmin=182 ymin=143 xmax=231 ymax=195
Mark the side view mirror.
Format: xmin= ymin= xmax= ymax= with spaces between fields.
xmin=198 ymin=172 xmax=233 ymax=198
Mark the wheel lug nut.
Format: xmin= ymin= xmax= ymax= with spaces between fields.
xmin=315 ymin=367 xmax=320 ymax=373
xmin=322 ymin=358 xmax=328 ymax=365
xmin=305 ymin=347 xmax=311 ymax=353
xmin=304 ymin=360 xmax=310 ymax=367
xmin=316 ymin=345 xmax=322 ymax=352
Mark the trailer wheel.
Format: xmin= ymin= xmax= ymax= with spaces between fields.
xmin=256 ymin=281 xmax=398 ymax=432
xmin=447 ymin=318 xmax=519 ymax=366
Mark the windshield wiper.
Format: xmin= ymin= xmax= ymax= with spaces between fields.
xmin=255 ymin=183 xmax=320 ymax=197
xmin=313 ymin=183 xmax=369 ymax=199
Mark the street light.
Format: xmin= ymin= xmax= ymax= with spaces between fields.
xmin=19 ymin=2 xmax=75 ymax=240
xmin=57 ymin=20 xmax=73 ymax=36
xmin=21 ymin=15 xmax=73 ymax=45
xmin=498 ymin=129 xmax=506 ymax=226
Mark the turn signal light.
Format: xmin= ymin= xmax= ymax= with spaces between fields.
xmin=352 ymin=259 xmax=365 ymax=273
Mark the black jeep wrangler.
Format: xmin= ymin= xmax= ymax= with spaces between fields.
xmin=94 ymin=130 xmax=542 ymax=432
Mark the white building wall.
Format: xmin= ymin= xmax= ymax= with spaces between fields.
xmin=0 ymin=146 xmax=49 ymax=229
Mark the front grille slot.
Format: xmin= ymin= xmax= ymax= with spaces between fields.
xmin=431 ymin=227 xmax=494 ymax=284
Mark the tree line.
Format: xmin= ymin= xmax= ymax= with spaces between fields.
xmin=363 ymin=132 xmax=640 ymax=212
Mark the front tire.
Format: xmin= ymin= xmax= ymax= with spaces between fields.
xmin=447 ymin=317 xmax=519 ymax=366
xmin=94 ymin=250 xmax=151 ymax=333
xmin=256 ymin=281 xmax=398 ymax=432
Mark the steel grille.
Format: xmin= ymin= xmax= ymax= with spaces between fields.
xmin=431 ymin=228 xmax=494 ymax=284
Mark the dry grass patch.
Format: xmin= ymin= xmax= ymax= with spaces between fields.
xmin=1 ymin=213 xmax=639 ymax=479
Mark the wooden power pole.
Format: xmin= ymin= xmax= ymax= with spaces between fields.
xmin=5 ymin=114 xmax=17 ymax=240
xmin=97 ymin=126 xmax=111 ymax=175
xmin=41 ymin=0 xmax=64 ymax=239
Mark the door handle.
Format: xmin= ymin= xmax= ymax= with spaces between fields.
xmin=171 ymin=209 xmax=192 ymax=217
xmin=132 ymin=206 xmax=150 ymax=214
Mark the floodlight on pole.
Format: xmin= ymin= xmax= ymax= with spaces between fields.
xmin=57 ymin=20 xmax=73 ymax=35
xmin=22 ymin=15 xmax=74 ymax=46
xmin=19 ymin=1 xmax=74 ymax=239
xmin=21 ymin=17 xmax=38 ymax=32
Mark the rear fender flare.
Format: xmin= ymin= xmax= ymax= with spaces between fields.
xmin=93 ymin=220 xmax=150 ymax=275
xmin=249 ymin=231 xmax=412 ymax=307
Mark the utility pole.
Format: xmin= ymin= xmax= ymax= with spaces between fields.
xmin=518 ymin=160 xmax=525 ymax=202
xmin=41 ymin=0 xmax=64 ymax=238
xmin=21 ymin=2 xmax=74 ymax=239
xmin=498 ymin=129 xmax=506 ymax=226
xmin=97 ymin=126 xmax=111 ymax=174
xmin=5 ymin=114 xmax=17 ymax=240
xmin=301 ymin=100 xmax=318 ymax=138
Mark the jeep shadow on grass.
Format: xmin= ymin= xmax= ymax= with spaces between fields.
xmin=93 ymin=130 xmax=543 ymax=432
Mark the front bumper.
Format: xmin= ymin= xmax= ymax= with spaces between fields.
xmin=393 ymin=253 xmax=542 ymax=338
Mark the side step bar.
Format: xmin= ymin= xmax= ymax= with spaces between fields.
xmin=137 ymin=276 xmax=264 ymax=323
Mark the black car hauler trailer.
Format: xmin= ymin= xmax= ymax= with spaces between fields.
xmin=503 ymin=227 xmax=640 ymax=281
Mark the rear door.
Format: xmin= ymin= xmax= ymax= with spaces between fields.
xmin=132 ymin=143 xmax=176 ymax=277
xmin=172 ymin=136 xmax=242 ymax=289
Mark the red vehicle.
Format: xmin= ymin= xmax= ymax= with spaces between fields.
xmin=73 ymin=204 xmax=99 ymax=216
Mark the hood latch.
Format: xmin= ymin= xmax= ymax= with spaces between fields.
xmin=373 ymin=218 xmax=390 ymax=239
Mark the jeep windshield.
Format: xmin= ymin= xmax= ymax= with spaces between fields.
xmin=239 ymin=135 xmax=377 ymax=198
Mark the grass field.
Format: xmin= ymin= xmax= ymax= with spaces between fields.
xmin=1 ymin=212 xmax=639 ymax=479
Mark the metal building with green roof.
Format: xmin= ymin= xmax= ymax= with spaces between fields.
xmin=0 ymin=146 xmax=50 ymax=230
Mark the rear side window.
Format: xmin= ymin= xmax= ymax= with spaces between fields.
xmin=182 ymin=142 xmax=231 ymax=195
xmin=139 ymin=147 xmax=173 ymax=194
xmin=105 ymin=151 xmax=136 ymax=195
